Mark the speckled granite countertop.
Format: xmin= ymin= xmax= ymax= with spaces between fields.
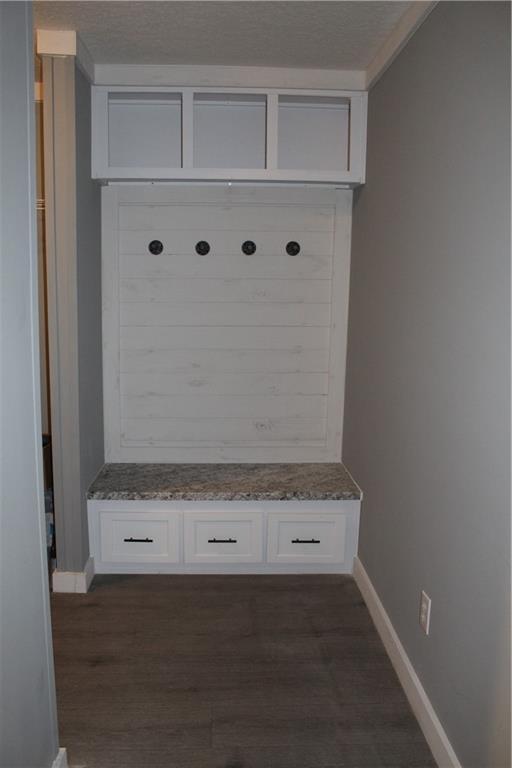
xmin=87 ymin=463 xmax=361 ymax=502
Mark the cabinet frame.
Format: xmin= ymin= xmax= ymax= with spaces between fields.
xmin=87 ymin=499 xmax=361 ymax=575
xmin=92 ymin=86 xmax=367 ymax=185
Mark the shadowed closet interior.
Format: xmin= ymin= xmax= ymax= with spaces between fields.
xmin=20 ymin=2 xmax=510 ymax=767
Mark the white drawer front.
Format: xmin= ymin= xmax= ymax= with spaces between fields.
xmin=100 ymin=510 xmax=180 ymax=563
xmin=267 ymin=513 xmax=346 ymax=564
xmin=184 ymin=511 xmax=263 ymax=563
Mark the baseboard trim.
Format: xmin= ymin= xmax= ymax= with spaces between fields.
xmin=51 ymin=747 xmax=68 ymax=768
xmin=52 ymin=556 xmax=94 ymax=593
xmin=353 ymin=557 xmax=461 ymax=768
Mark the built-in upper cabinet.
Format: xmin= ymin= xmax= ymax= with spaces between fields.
xmin=92 ymin=86 xmax=367 ymax=185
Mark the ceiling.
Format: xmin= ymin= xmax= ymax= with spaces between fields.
xmin=34 ymin=1 xmax=412 ymax=70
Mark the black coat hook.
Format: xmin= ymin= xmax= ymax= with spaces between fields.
xmin=241 ymin=240 xmax=256 ymax=255
xmin=195 ymin=241 xmax=210 ymax=255
xmin=286 ymin=241 xmax=301 ymax=256
xmin=148 ymin=240 xmax=163 ymax=255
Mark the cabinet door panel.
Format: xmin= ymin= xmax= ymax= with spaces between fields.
xmin=100 ymin=509 xmax=180 ymax=563
xmin=184 ymin=510 xmax=263 ymax=563
xmin=268 ymin=512 xmax=346 ymax=564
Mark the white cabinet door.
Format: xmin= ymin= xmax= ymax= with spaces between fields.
xmin=184 ymin=509 xmax=263 ymax=563
xmin=99 ymin=509 xmax=180 ymax=563
xmin=267 ymin=512 xmax=346 ymax=564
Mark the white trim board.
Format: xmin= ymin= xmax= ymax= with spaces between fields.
xmin=51 ymin=748 xmax=69 ymax=768
xmin=94 ymin=64 xmax=366 ymax=91
xmin=353 ymin=557 xmax=462 ymax=768
xmin=52 ymin=556 xmax=95 ymax=593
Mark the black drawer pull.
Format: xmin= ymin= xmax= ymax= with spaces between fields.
xmin=292 ymin=538 xmax=320 ymax=544
xmin=208 ymin=537 xmax=237 ymax=544
xmin=123 ymin=537 xmax=154 ymax=543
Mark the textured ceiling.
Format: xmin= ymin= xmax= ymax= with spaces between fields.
xmin=34 ymin=1 xmax=411 ymax=69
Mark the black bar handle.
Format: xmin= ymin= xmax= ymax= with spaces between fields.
xmin=291 ymin=538 xmax=320 ymax=544
xmin=123 ymin=537 xmax=154 ymax=543
xmin=208 ymin=537 xmax=237 ymax=544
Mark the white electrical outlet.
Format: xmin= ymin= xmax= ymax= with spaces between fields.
xmin=419 ymin=590 xmax=432 ymax=635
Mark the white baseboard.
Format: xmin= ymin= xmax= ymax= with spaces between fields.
xmin=353 ymin=557 xmax=462 ymax=768
xmin=52 ymin=556 xmax=94 ymax=593
xmin=52 ymin=747 xmax=68 ymax=768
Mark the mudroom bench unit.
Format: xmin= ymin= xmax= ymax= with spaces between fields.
xmin=87 ymin=463 xmax=361 ymax=575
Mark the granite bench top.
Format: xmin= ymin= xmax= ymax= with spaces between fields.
xmin=87 ymin=463 xmax=361 ymax=502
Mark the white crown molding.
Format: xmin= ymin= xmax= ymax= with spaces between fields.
xmin=94 ymin=64 xmax=366 ymax=91
xmin=354 ymin=557 xmax=462 ymax=768
xmin=36 ymin=29 xmax=76 ymax=57
xmin=36 ymin=29 xmax=94 ymax=82
xmin=365 ymin=1 xmax=437 ymax=89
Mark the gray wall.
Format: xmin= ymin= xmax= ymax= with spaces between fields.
xmin=0 ymin=3 xmax=59 ymax=766
xmin=343 ymin=3 xmax=510 ymax=767
xmin=43 ymin=57 xmax=103 ymax=572
xmin=76 ymin=63 xmax=104 ymax=563
xmin=36 ymin=100 xmax=51 ymax=437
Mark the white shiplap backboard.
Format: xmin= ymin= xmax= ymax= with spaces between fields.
xmin=102 ymin=185 xmax=352 ymax=462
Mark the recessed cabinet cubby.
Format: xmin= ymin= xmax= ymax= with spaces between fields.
xmin=193 ymin=93 xmax=267 ymax=169
xmin=92 ymin=86 xmax=367 ymax=185
xmin=277 ymin=96 xmax=349 ymax=172
xmin=107 ymin=92 xmax=182 ymax=168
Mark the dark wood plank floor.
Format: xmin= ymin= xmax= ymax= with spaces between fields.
xmin=51 ymin=575 xmax=436 ymax=768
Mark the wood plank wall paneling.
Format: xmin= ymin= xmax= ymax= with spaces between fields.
xmin=120 ymin=252 xmax=332 ymax=279
xmin=118 ymin=203 xmax=334 ymax=231
xmin=120 ymin=326 xmax=329 ymax=350
xmin=120 ymin=278 xmax=331 ymax=304
xmin=120 ymin=349 xmax=330 ymax=374
xmin=121 ymin=394 xmax=327 ymax=419
xmin=104 ymin=187 xmax=351 ymax=461
xmin=121 ymin=417 xmax=327 ymax=444
xmin=121 ymin=372 xmax=328 ymax=397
